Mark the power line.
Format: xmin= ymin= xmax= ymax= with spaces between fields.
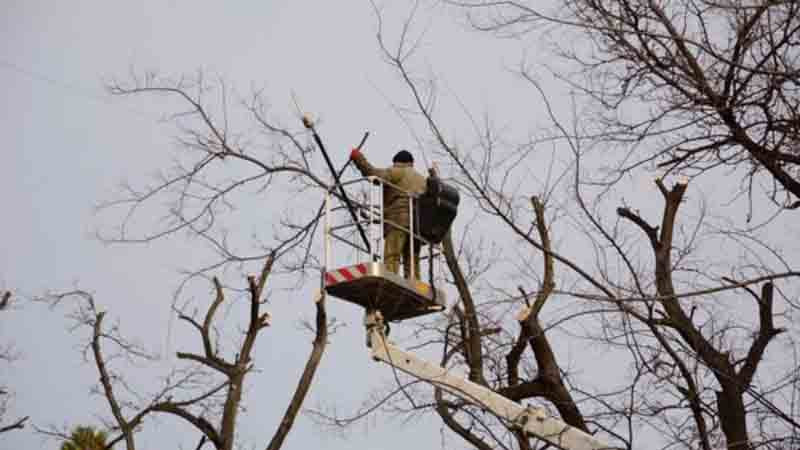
xmin=0 ymin=58 xmax=157 ymax=120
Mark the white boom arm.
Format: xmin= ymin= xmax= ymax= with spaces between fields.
xmin=364 ymin=311 xmax=614 ymax=450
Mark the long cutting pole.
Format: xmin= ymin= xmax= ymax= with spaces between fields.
xmin=303 ymin=116 xmax=371 ymax=252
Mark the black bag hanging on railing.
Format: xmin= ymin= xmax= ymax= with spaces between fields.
xmin=416 ymin=176 xmax=459 ymax=244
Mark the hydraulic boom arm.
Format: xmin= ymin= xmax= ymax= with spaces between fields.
xmin=364 ymin=311 xmax=614 ymax=450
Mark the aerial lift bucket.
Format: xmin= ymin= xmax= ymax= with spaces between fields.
xmin=300 ymin=116 xmax=448 ymax=321
xmin=321 ymin=176 xmax=446 ymax=322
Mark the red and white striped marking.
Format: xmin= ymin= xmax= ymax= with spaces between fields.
xmin=325 ymin=263 xmax=368 ymax=286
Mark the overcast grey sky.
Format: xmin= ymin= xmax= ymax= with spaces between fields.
xmin=1 ymin=1 xmax=538 ymax=449
xmin=8 ymin=1 xmax=797 ymax=449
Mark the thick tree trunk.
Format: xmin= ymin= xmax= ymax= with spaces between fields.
xmin=716 ymin=385 xmax=750 ymax=450
xmin=442 ymin=232 xmax=486 ymax=385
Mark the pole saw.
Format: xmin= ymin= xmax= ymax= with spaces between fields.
xmin=301 ymin=115 xmax=372 ymax=253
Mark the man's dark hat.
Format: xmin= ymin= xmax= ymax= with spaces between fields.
xmin=392 ymin=150 xmax=414 ymax=163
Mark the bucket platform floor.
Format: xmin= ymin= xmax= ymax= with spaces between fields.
xmin=325 ymin=262 xmax=445 ymax=321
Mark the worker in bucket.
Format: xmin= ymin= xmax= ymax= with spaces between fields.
xmin=350 ymin=148 xmax=426 ymax=280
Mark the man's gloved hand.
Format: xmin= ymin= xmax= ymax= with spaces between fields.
xmin=428 ymin=162 xmax=440 ymax=178
xmin=350 ymin=148 xmax=362 ymax=160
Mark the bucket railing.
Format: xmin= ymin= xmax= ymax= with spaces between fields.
xmin=322 ymin=175 xmax=440 ymax=283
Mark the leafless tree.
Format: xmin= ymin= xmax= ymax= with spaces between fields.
xmin=41 ymin=253 xmax=327 ymax=450
xmin=30 ymin=70 xmax=358 ymax=448
xmin=298 ymin=3 xmax=800 ymax=450
xmin=447 ymin=0 xmax=800 ymax=214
